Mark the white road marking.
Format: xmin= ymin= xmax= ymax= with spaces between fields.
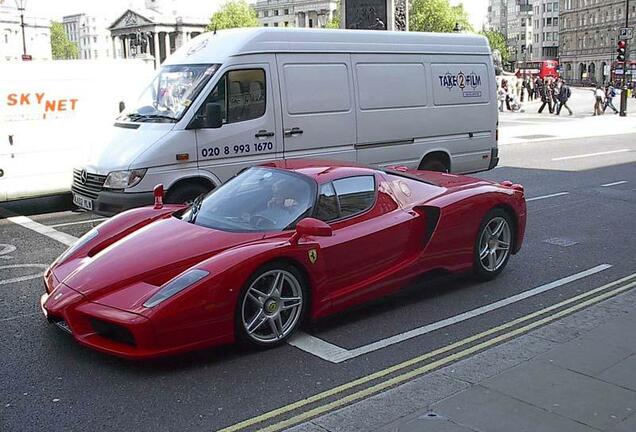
xmin=0 ymin=264 xmax=48 ymax=285
xmin=526 ymin=192 xmax=570 ymax=202
xmin=552 ymin=149 xmax=630 ymax=161
xmin=0 ymin=312 xmax=41 ymax=322
xmin=601 ymin=181 xmax=628 ymax=187
xmin=49 ymin=218 xmax=107 ymax=228
xmin=0 ymin=209 xmax=78 ymax=246
xmin=0 ymin=244 xmax=17 ymax=259
xmin=289 ymin=264 xmax=612 ymax=363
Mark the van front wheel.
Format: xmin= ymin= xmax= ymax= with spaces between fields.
xmin=165 ymin=183 xmax=211 ymax=205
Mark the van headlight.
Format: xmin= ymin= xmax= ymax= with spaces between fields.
xmin=103 ymin=169 xmax=147 ymax=189
xmin=143 ymin=269 xmax=209 ymax=308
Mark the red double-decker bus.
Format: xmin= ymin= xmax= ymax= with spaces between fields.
xmin=515 ymin=60 xmax=559 ymax=79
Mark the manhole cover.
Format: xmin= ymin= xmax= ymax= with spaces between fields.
xmin=515 ymin=134 xmax=556 ymax=139
xmin=544 ymin=237 xmax=579 ymax=247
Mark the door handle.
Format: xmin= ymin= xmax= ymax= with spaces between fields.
xmin=284 ymin=127 xmax=304 ymax=137
xmin=255 ymin=130 xmax=275 ymax=138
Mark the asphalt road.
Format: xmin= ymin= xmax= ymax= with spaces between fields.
xmin=1 ymin=126 xmax=635 ymax=431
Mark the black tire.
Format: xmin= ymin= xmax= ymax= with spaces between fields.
xmin=419 ymin=159 xmax=448 ymax=173
xmin=165 ymin=182 xmax=210 ymax=205
xmin=473 ymin=208 xmax=514 ymax=281
xmin=235 ymin=262 xmax=308 ymax=348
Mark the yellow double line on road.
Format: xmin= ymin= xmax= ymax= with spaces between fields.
xmin=220 ymin=272 xmax=636 ymax=432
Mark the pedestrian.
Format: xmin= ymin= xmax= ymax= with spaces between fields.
xmin=603 ymin=83 xmax=619 ymax=114
xmin=538 ymin=78 xmax=553 ymax=114
xmin=528 ymin=78 xmax=534 ymax=100
xmin=593 ymin=85 xmax=604 ymax=116
xmin=552 ymin=79 xmax=561 ymax=115
xmin=556 ymin=79 xmax=573 ymax=116
xmin=502 ymin=79 xmax=512 ymax=111
xmin=521 ymin=78 xmax=527 ymax=102
xmin=497 ymin=81 xmax=506 ymax=112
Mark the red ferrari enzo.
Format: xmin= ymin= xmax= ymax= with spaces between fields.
xmin=41 ymin=160 xmax=526 ymax=359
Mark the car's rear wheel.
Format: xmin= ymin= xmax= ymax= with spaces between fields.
xmin=473 ymin=209 xmax=513 ymax=281
xmin=236 ymin=263 xmax=307 ymax=347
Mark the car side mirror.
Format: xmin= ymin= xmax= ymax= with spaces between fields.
xmin=204 ymin=102 xmax=223 ymax=128
xmin=290 ymin=218 xmax=332 ymax=245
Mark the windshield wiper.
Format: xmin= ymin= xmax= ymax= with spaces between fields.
xmin=187 ymin=195 xmax=205 ymax=224
xmin=125 ymin=113 xmax=177 ymax=122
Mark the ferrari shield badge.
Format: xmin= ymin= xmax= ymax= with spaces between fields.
xmin=308 ymin=249 xmax=318 ymax=264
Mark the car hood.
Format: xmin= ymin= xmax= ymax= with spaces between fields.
xmin=61 ymin=217 xmax=264 ymax=299
xmin=84 ymin=123 xmax=173 ymax=175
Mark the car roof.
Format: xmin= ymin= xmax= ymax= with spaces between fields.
xmin=260 ymin=159 xmax=378 ymax=183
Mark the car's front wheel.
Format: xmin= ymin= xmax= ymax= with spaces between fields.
xmin=236 ymin=263 xmax=307 ymax=347
xmin=473 ymin=209 xmax=514 ymax=281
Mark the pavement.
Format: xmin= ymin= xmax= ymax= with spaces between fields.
xmin=288 ymin=278 xmax=636 ymax=432
xmin=1 ymin=89 xmax=635 ymax=432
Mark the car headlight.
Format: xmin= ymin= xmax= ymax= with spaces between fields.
xmin=54 ymin=228 xmax=99 ymax=265
xmin=143 ymin=269 xmax=209 ymax=308
xmin=103 ymin=169 xmax=147 ymax=189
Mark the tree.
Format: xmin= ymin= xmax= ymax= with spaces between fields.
xmin=207 ymin=0 xmax=259 ymax=31
xmin=409 ymin=0 xmax=473 ymax=33
xmin=325 ymin=2 xmax=341 ymax=29
xmin=480 ymin=29 xmax=510 ymax=65
xmin=50 ymin=22 xmax=78 ymax=60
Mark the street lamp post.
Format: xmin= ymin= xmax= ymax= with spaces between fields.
xmin=14 ymin=0 xmax=27 ymax=57
xmin=619 ymin=0 xmax=630 ymax=117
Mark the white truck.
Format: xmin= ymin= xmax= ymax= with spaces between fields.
xmin=53 ymin=29 xmax=499 ymax=215
xmin=0 ymin=59 xmax=154 ymax=202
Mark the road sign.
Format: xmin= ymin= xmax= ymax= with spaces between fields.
xmin=619 ymin=27 xmax=633 ymax=40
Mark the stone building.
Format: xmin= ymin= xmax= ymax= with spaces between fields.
xmin=532 ymin=0 xmax=560 ymax=60
xmin=507 ymin=0 xmax=534 ymax=65
xmin=108 ymin=0 xmax=207 ymax=68
xmin=254 ymin=0 xmax=338 ymax=28
xmin=63 ymin=14 xmax=113 ymax=60
xmin=487 ymin=0 xmax=509 ymax=37
xmin=559 ymin=0 xmax=636 ymax=84
xmin=0 ymin=2 xmax=51 ymax=62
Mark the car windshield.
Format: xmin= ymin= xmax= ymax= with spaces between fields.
xmin=181 ymin=167 xmax=316 ymax=232
xmin=119 ymin=64 xmax=219 ymax=123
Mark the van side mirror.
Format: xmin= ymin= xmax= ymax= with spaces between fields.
xmin=289 ymin=218 xmax=332 ymax=245
xmin=204 ymin=103 xmax=223 ymax=128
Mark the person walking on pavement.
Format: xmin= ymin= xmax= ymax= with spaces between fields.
xmin=497 ymin=81 xmax=506 ymax=112
xmin=593 ymin=85 xmax=605 ymax=116
xmin=556 ymin=79 xmax=573 ymax=116
xmin=538 ymin=78 xmax=553 ymax=114
xmin=603 ymin=83 xmax=619 ymax=114
xmin=552 ymin=79 xmax=561 ymax=115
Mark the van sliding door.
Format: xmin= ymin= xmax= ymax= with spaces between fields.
xmin=275 ymin=54 xmax=356 ymax=162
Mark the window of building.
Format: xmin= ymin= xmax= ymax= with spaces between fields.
xmin=274 ymin=22 xmax=278 ymax=27
xmin=274 ymin=10 xmax=279 ymax=16
xmin=309 ymin=18 xmax=313 ymax=28
xmin=553 ymin=17 xmax=558 ymax=27
xmin=264 ymin=23 xmax=268 ymax=27
xmin=264 ymin=10 xmax=269 ymax=17
xmin=284 ymin=21 xmax=289 ymax=26
xmin=553 ymin=2 xmax=559 ymax=11
xmin=284 ymin=8 xmax=289 ymax=14
xmin=553 ymin=32 xmax=559 ymax=41
xmin=546 ymin=17 xmax=552 ymax=26
xmin=547 ymin=3 xmax=552 ymax=12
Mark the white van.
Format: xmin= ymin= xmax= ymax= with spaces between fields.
xmin=72 ymin=28 xmax=499 ymax=215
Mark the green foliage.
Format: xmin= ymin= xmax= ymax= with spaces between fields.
xmin=207 ymin=0 xmax=259 ymax=31
xmin=325 ymin=2 xmax=341 ymax=29
xmin=50 ymin=21 xmax=78 ymax=60
xmin=480 ymin=29 xmax=510 ymax=64
xmin=409 ymin=0 xmax=473 ymax=33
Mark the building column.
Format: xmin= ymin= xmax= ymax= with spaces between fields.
xmin=118 ymin=35 xmax=126 ymax=58
xmin=304 ymin=12 xmax=309 ymax=28
xmin=153 ymin=31 xmax=160 ymax=68
xmin=112 ymin=36 xmax=118 ymax=59
xmin=162 ymin=32 xmax=169 ymax=62
xmin=125 ymin=35 xmax=131 ymax=59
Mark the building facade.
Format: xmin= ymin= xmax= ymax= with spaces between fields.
xmin=487 ymin=0 xmax=508 ymax=37
xmin=63 ymin=14 xmax=113 ymax=60
xmin=108 ymin=0 xmax=207 ymax=68
xmin=507 ymin=0 xmax=534 ymax=65
xmin=559 ymin=0 xmax=636 ymax=84
xmin=254 ymin=0 xmax=338 ymax=28
xmin=532 ymin=0 xmax=560 ymax=60
xmin=0 ymin=2 xmax=51 ymax=62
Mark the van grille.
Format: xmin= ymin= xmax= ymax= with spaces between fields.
xmin=71 ymin=169 xmax=107 ymax=199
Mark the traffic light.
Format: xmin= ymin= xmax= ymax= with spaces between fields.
xmin=617 ymin=40 xmax=626 ymax=62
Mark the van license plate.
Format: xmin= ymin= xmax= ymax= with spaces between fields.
xmin=72 ymin=193 xmax=93 ymax=210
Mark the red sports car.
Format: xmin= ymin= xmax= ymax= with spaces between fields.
xmin=41 ymin=160 xmax=526 ymax=359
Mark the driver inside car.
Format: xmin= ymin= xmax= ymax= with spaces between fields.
xmin=254 ymin=179 xmax=302 ymax=226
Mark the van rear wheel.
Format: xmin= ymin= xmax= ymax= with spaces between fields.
xmin=420 ymin=159 xmax=448 ymax=173
xmin=165 ymin=183 xmax=210 ymax=205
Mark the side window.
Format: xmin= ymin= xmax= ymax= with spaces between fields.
xmin=333 ymin=176 xmax=376 ymax=218
xmin=315 ymin=182 xmax=340 ymax=222
xmin=202 ymin=69 xmax=266 ymax=125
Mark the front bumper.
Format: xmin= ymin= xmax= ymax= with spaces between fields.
xmin=81 ymin=190 xmax=154 ymax=217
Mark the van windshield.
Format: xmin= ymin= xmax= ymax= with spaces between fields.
xmin=119 ymin=64 xmax=220 ymax=123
